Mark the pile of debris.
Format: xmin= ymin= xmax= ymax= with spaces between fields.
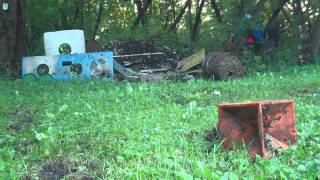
xmin=104 ymin=39 xmax=245 ymax=82
xmin=103 ymin=39 xmax=187 ymax=82
xmin=21 ymin=29 xmax=245 ymax=82
xmin=104 ymin=40 xmax=181 ymax=72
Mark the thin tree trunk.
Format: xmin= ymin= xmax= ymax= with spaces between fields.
xmin=0 ymin=0 xmax=27 ymax=75
xmin=230 ymin=0 xmax=245 ymax=38
xmin=293 ymin=0 xmax=302 ymax=17
xmin=59 ymin=0 xmax=69 ymax=29
xmin=132 ymin=0 xmax=143 ymax=28
xmin=252 ymin=0 xmax=268 ymax=19
xmin=72 ymin=0 xmax=84 ymax=28
xmin=164 ymin=0 xmax=176 ymax=29
xmin=132 ymin=0 xmax=152 ymax=29
xmin=141 ymin=0 xmax=150 ymax=25
xmin=190 ymin=0 xmax=205 ymax=42
xmin=210 ymin=0 xmax=222 ymax=23
xmin=265 ymin=0 xmax=289 ymax=29
xmin=146 ymin=0 xmax=152 ymax=24
xmin=187 ymin=1 xmax=192 ymax=34
xmin=93 ymin=0 xmax=105 ymax=38
xmin=281 ymin=8 xmax=292 ymax=25
xmin=72 ymin=0 xmax=81 ymax=27
xmin=16 ymin=0 xmax=27 ymax=66
xmin=172 ymin=0 xmax=176 ymax=21
xmin=164 ymin=2 xmax=170 ymax=29
xmin=294 ymin=0 xmax=312 ymax=63
xmin=224 ymin=0 xmax=245 ymax=54
xmin=279 ymin=8 xmax=291 ymax=33
xmin=168 ymin=0 xmax=191 ymax=32
xmin=80 ymin=1 xmax=86 ymax=29
xmin=311 ymin=14 xmax=320 ymax=63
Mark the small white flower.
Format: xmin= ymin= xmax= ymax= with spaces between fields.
xmin=213 ymin=90 xmax=221 ymax=96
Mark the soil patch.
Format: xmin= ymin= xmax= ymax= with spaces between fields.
xmin=38 ymin=159 xmax=96 ymax=180
xmin=7 ymin=122 xmax=24 ymax=132
xmin=7 ymin=106 xmax=38 ymax=132
xmin=204 ymin=127 xmax=219 ymax=142
xmin=39 ymin=161 xmax=70 ymax=180
xmin=14 ymin=138 xmax=38 ymax=154
xmin=300 ymin=88 xmax=320 ymax=94
xmin=289 ymin=87 xmax=320 ymax=97
xmin=10 ymin=106 xmax=38 ymax=122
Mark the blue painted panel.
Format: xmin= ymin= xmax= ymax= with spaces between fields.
xmin=57 ymin=52 xmax=114 ymax=80
xmin=22 ymin=52 xmax=114 ymax=80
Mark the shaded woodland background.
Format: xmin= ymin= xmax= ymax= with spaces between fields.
xmin=0 ymin=0 xmax=320 ymax=75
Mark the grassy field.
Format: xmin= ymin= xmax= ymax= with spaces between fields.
xmin=0 ymin=65 xmax=320 ymax=179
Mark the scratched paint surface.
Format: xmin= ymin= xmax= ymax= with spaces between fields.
xmin=22 ymin=52 xmax=114 ymax=80
xmin=218 ymin=100 xmax=297 ymax=158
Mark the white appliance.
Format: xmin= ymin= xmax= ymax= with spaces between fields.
xmin=44 ymin=30 xmax=86 ymax=56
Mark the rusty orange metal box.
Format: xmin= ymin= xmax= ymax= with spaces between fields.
xmin=218 ymin=100 xmax=297 ymax=158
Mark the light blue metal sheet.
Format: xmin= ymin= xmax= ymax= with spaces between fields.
xmin=57 ymin=52 xmax=114 ymax=80
xmin=22 ymin=52 xmax=114 ymax=80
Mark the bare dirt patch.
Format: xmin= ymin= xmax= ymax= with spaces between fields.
xmin=204 ymin=127 xmax=219 ymax=142
xmin=39 ymin=161 xmax=70 ymax=179
xmin=38 ymin=159 xmax=96 ymax=180
xmin=7 ymin=106 xmax=38 ymax=132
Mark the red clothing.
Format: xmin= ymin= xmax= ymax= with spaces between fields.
xmin=246 ymin=36 xmax=255 ymax=44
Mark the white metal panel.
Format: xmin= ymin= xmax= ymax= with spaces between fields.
xmin=22 ymin=56 xmax=59 ymax=77
xmin=44 ymin=30 xmax=86 ymax=56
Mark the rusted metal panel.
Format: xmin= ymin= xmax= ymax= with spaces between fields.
xmin=202 ymin=52 xmax=244 ymax=80
xmin=218 ymin=100 xmax=297 ymax=158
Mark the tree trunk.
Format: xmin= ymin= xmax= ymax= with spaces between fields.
xmin=210 ymin=0 xmax=222 ymax=23
xmin=141 ymin=0 xmax=150 ymax=25
xmin=146 ymin=0 xmax=152 ymax=24
xmin=0 ymin=0 xmax=27 ymax=75
xmin=172 ymin=0 xmax=176 ymax=21
xmin=93 ymin=0 xmax=105 ymax=38
xmin=132 ymin=0 xmax=152 ymax=29
xmin=224 ymin=0 xmax=245 ymax=54
xmin=252 ymin=0 xmax=268 ymax=19
xmin=190 ymin=0 xmax=205 ymax=42
xmin=311 ymin=14 xmax=320 ymax=63
xmin=186 ymin=1 xmax=192 ymax=34
xmin=59 ymin=0 xmax=69 ymax=29
xmin=164 ymin=2 xmax=170 ymax=29
xmin=293 ymin=0 xmax=303 ymax=19
xmin=281 ymin=8 xmax=292 ymax=25
xmin=168 ymin=0 xmax=191 ymax=32
xmin=132 ymin=0 xmax=143 ymax=28
xmin=265 ymin=0 xmax=289 ymax=29
xmin=72 ymin=0 xmax=84 ymax=28
xmin=293 ymin=0 xmax=312 ymax=63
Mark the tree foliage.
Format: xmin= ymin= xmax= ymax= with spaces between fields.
xmin=1 ymin=0 xmax=320 ymax=71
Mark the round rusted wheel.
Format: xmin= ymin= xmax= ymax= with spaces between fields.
xmin=37 ymin=64 xmax=49 ymax=75
xmin=202 ymin=52 xmax=244 ymax=80
xmin=70 ymin=63 xmax=83 ymax=75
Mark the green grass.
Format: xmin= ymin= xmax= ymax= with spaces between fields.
xmin=0 ymin=65 xmax=320 ymax=179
